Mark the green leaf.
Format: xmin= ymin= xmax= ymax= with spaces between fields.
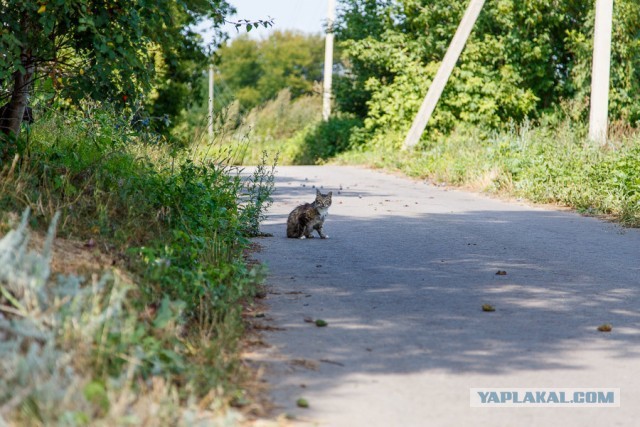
xmin=84 ymin=381 xmax=110 ymax=414
xmin=153 ymin=296 xmax=178 ymax=328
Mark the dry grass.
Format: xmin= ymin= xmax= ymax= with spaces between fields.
xmin=0 ymin=107 xmax=278 ymax=425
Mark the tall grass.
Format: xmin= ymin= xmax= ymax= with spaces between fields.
xmin=188 ymin=81 xmax=640 ymax=227
xmin=211 ymin=89 xmax=323 ymax=165
xmin=207 ymin=88 xmax=369 ymax=166
xmin=336 ymin=112 xmax=640 ymax=226
xmin=0 ymin=104 xmax=276 ymax=425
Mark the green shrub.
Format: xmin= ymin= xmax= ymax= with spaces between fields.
xmin=0 ymin=104 xmax=276 ymax=424
xmin=336 ymin=114 xmax=640 ymax=227
xmin=291 ymin=116 xmax=364 ymax=165
xmin=213 ymin=90 xmax=322 ymax=165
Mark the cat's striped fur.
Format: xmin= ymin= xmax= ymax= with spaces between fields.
xmin=286 ymin=189 xmax=332 ymax=239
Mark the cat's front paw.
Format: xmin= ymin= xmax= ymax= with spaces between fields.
xmin=321 ymin=235 xmax=330 ymax=239
xmin=299 ymin=236 xmax=306 ymax=240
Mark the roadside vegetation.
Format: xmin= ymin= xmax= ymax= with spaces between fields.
xmin=0 ymin=105 xmax=276 ymax=425
xmin=334 ymin=113 xmax=640 ymax=226
xmin=1 ymin=1 xmax=277 ymax=425
xmin=3 ymin=0 xmax=636 ymax=419
xmin=326 ymin=0 xmax=640 ymax=226
xmin=201 ymin=0 xmax=640 ymax=227
xmin=182 ymin=30 xmax=331 ymax=165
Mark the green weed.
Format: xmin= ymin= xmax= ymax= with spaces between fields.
xmin=214 ymin=90 xmax=322 ymax=165
xmin=335 ymin=114 xmax=640 ymax=226
xmin=0 ymin=103 xmax=276 ymax=424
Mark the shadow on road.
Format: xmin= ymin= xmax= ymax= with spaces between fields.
xmin=260 ymin=213 xmax=640 ymax=375
xmin=251 ymin=170 xmax=640 ymax=380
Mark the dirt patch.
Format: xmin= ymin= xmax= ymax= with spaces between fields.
xmin=28 ymin=232 xmax=117 ymax=277
xmin=240 ymin=300 xmax=278 ymax=423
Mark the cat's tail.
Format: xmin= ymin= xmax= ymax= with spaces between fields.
xmin=286 ymin=221 xmax=302 ymax=238
xmin=287 ymin=212 xmax=304 ymax=239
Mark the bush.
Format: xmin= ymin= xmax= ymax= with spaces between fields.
xmin=214 ymin=90 xmax=323 ymax=165
xmin=0 ymin=104 xmax=276 ymax=424
xmin=335 ymin=113 xmax=640 ymax=227
xmin=210 ymin=89 xmax=364 ymax=166
xmin=290 ymin=116 xmax=364 ymax=164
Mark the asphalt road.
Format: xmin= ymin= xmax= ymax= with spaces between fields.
xmin=249 ymin=165 xmax=640 ymax=426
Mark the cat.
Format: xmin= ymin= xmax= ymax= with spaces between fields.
xmin=286 ymin=189 xmax=332 ymax=239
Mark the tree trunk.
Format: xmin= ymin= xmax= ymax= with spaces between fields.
xmin=0 ymin=51 xmax=34 ymax=159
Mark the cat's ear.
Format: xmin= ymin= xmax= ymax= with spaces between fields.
xmin=327 ymin=191 xmax=333 ymax=197
xmin=316 ymin=188 xmax=321 ymax=196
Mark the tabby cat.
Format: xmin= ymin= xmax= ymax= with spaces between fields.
xmin=286 ymin=189 xmax=332 ymax=239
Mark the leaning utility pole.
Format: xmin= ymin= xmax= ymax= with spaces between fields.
xmin=208 ymin=64 xmax=214 ymax=144
xmin=403 ymin=0 xmax=485 ymax=149
xmin=588 ymin=0 xmax=613 ymax=145
xmin=322 ymin=0 xmax=336 ymax=121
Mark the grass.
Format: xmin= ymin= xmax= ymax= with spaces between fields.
xmin=210 ymin=89 xmax=323 ymax=165
xmin=203 ymin=85 xmax=640 ymax=228
xmin=0 ymin=103 xmax=276 ymax=425
xmin=9 ymin=77 xmax=638 ymax=424
xmin=333 ymin=116 xmax=640 ymax=227
xmin=200 ymin=88 xmax=639 ymax=228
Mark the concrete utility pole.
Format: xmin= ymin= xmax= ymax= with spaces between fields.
xmin=322 ymin=0 xmax=336 ymax=121
xmin=588 ymin=0 xmax=613 ymax=145
xmin=403 ymin=0 xmax=485 ymax=149
xmin=208 ymin=64 xmax=214 ymax=144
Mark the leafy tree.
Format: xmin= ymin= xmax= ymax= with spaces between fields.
xmin=335 ymin=0 xmax=640 ymax=141
xmin=0 ymin=0 xmax=271 ymax=157
xmin=215 ymin=30 xmax=325 ymax=111
xmin=564 ymin=0 xmax=640 ymax=123
xmin=215 ymin=36 xmax=262 ymax=110
xmin=333 ymin=0 xmax=394 ymax=117
xmin=256 ymin=31 xmax=325 ymax=101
